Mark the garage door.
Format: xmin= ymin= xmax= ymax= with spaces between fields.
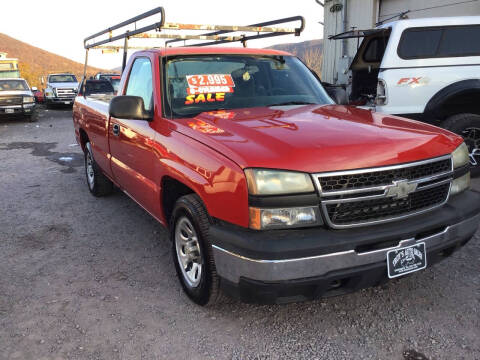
xmin=379 ymin=0 xmax=480 ymax=22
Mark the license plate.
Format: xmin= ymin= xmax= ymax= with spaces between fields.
xmin=64 ymin=101 xmax=71 ymax=105
xmin=387 ymin=242 xmax=427 ymax=279
xmin=5 ymin=108 xmax=14 ymax=113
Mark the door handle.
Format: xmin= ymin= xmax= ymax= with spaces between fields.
xmin=112 ymin=123 xmax=120 ymax=136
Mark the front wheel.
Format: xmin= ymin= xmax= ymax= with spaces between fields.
xmin=27 ymin=110 xmax=38 ymax=122
xmin=443 ymin=113 xmax=480 ymax=177
xmin=170 ymin=194 xmax=224 ymax=306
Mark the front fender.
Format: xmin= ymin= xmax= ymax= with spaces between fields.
xmin=156 ymin=130 xmax=249 ymax=228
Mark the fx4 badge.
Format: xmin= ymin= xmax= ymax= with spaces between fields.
xmin=396 ymin=77 xmax=430 ymax=87
xmin=385 ymin=179 xmax=417 ymax=199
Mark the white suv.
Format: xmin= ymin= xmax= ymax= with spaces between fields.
xmin=329 ymin=16 xmax=480 ymax=175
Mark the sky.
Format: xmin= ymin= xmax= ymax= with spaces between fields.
xmin=0 ymin=0 xmax=324 ymax=70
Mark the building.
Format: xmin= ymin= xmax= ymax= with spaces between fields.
xmin=0 ymin=52 xmax=20 ymax=78
xmin=321 ymin=0 xmax=480 ymax=84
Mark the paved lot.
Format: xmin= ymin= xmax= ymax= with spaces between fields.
xmin=0 ymin=107 xmax=479 ymax=360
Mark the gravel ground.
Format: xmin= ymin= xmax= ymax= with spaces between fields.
xmin=0 ymin=107 xmax=479 ymax=360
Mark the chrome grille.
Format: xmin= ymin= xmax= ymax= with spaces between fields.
xmin=315 ymin=156 xmax=453 ymax=229
xmin=325 ymin=183 xmax=450 ymax=225
xmin=319 ymin=158 xmax=452 ymax=192
xmin=0 ymin=96 xmax=23 ymax=106
xmin=55 ymin=88 xmax=76 ymax=98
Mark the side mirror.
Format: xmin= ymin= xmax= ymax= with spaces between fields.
xmin=31 ymin=87 xmax=38 ymax=91
xmin=109 ymin=95 xmax=153 ymax=121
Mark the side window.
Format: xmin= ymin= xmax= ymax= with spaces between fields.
xmin=398 ymin=28 xmax=442 ymax=59
xmin=398 ymin=25 xmax=480 ymax=59
xmin=438 ymin=26 xmax=480 ymax=57
xmin=126 ymin=57 xmax=153 ymax=111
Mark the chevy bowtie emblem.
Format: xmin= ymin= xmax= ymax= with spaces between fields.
xmin=386 ymin=180 xmax=417 ymax=199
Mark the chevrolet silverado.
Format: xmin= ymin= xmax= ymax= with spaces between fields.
xmin=73 ymin=45 xmax=480 ymax=305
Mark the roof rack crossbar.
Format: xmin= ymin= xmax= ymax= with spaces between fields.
xmin=182 ymin=32 xmax=291 ymax=48
xmin=131 ymin=33 xmax=245 ymax=41
xmin=164 ymin=15 xmax=305 ymax=47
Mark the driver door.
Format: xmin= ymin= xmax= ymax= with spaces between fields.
xmin=109 ymin=57 xmax=158 ymax=215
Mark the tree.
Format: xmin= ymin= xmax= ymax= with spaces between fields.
xmin=301 ymin=47 xmax=322 ymax=79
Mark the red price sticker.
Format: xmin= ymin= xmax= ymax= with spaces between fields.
xmin=186 ymin=74 xmax=235 ymax=95
xmin=187 ymin=74 xmax=234 ymax=87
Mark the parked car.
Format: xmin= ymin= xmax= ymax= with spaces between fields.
xmin=73 ymin=46 xmax=480 ymax=305
xmin=33 ymin=88 xmax=44 ymax=103
xmin=44 ymin=73 xmax=79 ymax=108
xmin=0 ymin=78 xmax=36 ymax=121
xmin=327 ymin=16 xmax=480 ymax=175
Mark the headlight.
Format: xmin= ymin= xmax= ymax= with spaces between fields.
xmin=451 ymin=173 xmax=470 ymax=196
xmin=452 ymin=142 xmax=469 ymax=169
xmin=23 ymin=96 xmax=34 ymax=103
xmin=249 ymin=206 xmax=320 ymax=230
xmin=244 ymin=169 xmax=314 ymax=195
xmin=45 ymin=90 xmax=53 ymax=97
xmin=245 ymin=169 xmax=319 ymax=229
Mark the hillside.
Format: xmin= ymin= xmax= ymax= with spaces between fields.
xmin=0 ymin=33 xmax=106 ymax=89
xmin=268 ymin=39 xmax=323 ymax=76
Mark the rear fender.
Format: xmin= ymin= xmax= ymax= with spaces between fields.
xmin=424 ymin=79 xmax=480 ymax=121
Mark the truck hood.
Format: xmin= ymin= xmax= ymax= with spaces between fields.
xmin=0 ymin=90 xmax=32 ymax=96
xmin=171 ymin=105 xmax=463 ymax=173
xmin=48 ymin=82 xmax=78 ymax=89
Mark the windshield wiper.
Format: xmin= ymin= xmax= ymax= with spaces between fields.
xmin=268 ymin=101 xmax=317 ymax=106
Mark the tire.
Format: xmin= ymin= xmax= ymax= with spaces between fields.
xmin=84 ymin=142 xmax=113 ymax=196
xmin=170 ymin=194 xmax=224 ymax=306
xmin=27 ymin=111 xmax=38 ymax=122
xmin=442 ymin=113 xmax=480 ymax=177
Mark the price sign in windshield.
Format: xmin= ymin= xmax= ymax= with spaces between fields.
xmin=186 ymin=74 xmax=235 ymax=95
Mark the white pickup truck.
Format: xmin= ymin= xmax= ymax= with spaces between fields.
xmin=44 ymin=73 xmax=79 ymax=108
xmin=328 ymin=16 xmax=480 ymax=175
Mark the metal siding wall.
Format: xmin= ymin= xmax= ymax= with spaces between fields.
xmin=346 ymin=0 xmax=378 ymax=57
xmin=379 ymin=0 xmax=480 ymax=20
xmin=322 ymin=0 xmax=346 ymax=83
xmin=322 ymin=0 xmax=378 ymax=84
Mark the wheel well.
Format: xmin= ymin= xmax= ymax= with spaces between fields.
xmin=79 ymin=128 xmax=89 ymax=152
xmin=424 ymin=80 xmax=480 ymax=122
xmin=161 ymin=177 xmax=195 ymax=225
xmin=436 ymin=90 xmax=480 ymax=120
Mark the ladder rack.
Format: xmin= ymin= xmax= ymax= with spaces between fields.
xmin=82 ymin=6 xmax=305 ymax=75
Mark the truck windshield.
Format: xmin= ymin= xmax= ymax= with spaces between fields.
xmin=49 ymin=75 xmax=77 ymax=83
xmin=164 ymin=55 xmax=332 ymax=118
xmin=0 ymin=79 xmax=28 ymax=91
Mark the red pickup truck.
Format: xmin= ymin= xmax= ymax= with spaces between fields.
xmin=73 ymin=46 xmax=480 ymax=305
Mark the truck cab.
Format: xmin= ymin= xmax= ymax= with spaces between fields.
xmin=0 ymin=52 xmax=20 ymax=79
xmin=94 ymin=73 xmax=121 ymax=94
xmin=0 ymin=78 xmax=36 ymax=121
xmin=44 ymin=73 xmax=79 ymax=108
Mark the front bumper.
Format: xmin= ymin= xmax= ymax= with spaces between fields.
xmin=210 ymin=190 xmax=480 ymax=303
xmin=46 ymin=97 xmax=75 ymax=104
xmin=0 ymin=103 xmax=36 ymax=116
